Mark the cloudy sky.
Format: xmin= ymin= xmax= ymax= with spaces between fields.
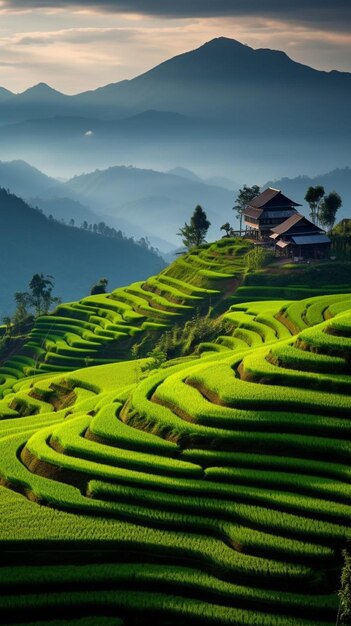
xmin=0 ymin=0 xmax=350 ymax=93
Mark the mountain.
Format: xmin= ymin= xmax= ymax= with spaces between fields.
xmin=63 ymin=165 xmax=234 ymax=244
xmin=166 ymin=167 xmax=203 ymax=182
xmin=1 ymin=37 xmax=350 ymax=125
xmin=0 ymin=159 xmax=232 ymax=252
xmin=0 ymin=159 xmax=58 ymax=198
xmin=167 ymin=169 xmax=237 ymax=191
xmin=0 ymin=38 xmax=349 ymax=179
xmin=264 ymin=167 xmax=351 ymax=222
xmin=0 ymin=87 xmax=14 ymax=102
xmin=0 ymin=188 xmax=164 ymax=316
xmin=30 ymin=195 xmax=175 ymax=254
xmin=0 ymin=160 xmax=117 ymax=241
xmin=16 ymin=82 xmax=68 ymax=103
xmin=0 ymin=83 xmax=72 ymax=125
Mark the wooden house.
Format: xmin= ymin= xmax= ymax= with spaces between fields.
xmin=243 ymin=188 xmax=301 ymax=239
xmin=269 ymin=213 xmax=331 ymax=258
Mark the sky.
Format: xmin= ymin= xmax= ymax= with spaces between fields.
xmin=0 ymin=1 xmax=350 ymax=94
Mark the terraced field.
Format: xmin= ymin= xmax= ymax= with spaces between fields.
xmin=0 ymin=239 xmax=251 ymax=401
xmin=1 ymin=241 xmax=351 ymax=625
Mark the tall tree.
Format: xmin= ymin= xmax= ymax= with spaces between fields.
xmin=233 ymin=185 xmax=260 ymax=235
xmin=319 ymin=191 xmax=342 ymax=232
xmin=28 ymin=274 xmax=60 ymax=317
xmin=12 ymin=291 xmax=31 ymax=326
xmin=178 ymin=205 xmax=211 ymax=249
xmin=304 ymin=186 xmax=325 ymax=225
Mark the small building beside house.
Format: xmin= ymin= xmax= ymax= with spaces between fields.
xmin=243 ymin=188 xmax=301 ymax=239
xmin=269 ymin=213 xmax=331 ymax=259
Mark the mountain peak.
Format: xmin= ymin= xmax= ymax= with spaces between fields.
xmin=202 ymin=37 xmax=251 ymax=49
xmin=19 ymin=82 xmax=65 ymax=98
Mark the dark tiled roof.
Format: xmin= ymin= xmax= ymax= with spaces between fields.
xmin=243 ymin=207 xmax=263 ymax=219
xmin=270 ymin=213 xmax=305 ymax=235
xmin=249 ymin=188 xmax=280 ymax=208
xmin=248 ymin=187 xmax=301 ymax=209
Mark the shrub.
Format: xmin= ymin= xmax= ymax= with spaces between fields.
xmin=246 ymin=247 xmax=274 ymax=271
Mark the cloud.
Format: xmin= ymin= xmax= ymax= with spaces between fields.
xmin=17 ymin=27 xmax=140 ymax=46
xmin=1 ymin=0 xmax=350 ymax=32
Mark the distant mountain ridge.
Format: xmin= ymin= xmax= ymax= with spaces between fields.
xmin=0 ymin=159 xmax=234 ymax=250
xmin=0 ymin=37 xmax=349 ymax=179
xmin=0 ymin=38 xmax=349 ymax=117
xmin=63 ymin=165 xmax=234 ymax=244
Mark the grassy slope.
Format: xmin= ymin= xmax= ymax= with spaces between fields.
xmin=0 ymin=239 xmax=351 ymax=625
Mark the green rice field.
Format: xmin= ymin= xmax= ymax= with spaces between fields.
xmin=0 ymin=240 xmax=350 ymax=625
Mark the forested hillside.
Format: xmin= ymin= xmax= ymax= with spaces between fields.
xmin=0 ymin=188 xmax=164 ymax=315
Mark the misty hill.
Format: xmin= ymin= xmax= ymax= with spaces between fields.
xmin=63 ymin=165 xmax=234 ymax=244
xmin=0 ymin=159 xmax=58 ymax=198
xmin=0 ymin=160 xmax=116 ymax=243
xmin=0 ymin=188 xmax=164 ymax=316
xmin=30 ymin=195 xmax=175 ymax=254
xmin=167 ymin=167 xmax=203 ymax=182
xmin=0 ymin=87 xmax=14 ymax=102
xmin=0 ymin=159 xmax=233 ymax=251
xmin=0 ymin=38 xmax=349 ymax=179
xmin=0 ymin=111 xmax=203 ymax=177
xmin=264 ymin=167 xmax=351 ymax=222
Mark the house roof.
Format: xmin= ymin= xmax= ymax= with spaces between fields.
xmin=271 ymin=213 xmax=304 ymax=234
xmin=270 ymin=213 xmax=324 ymax=236
xmin=248 ymin=187 xmax=301 ymax=210
xmin=243 ymin=207 xmax=263 ymax=219
xmin=292 ymin=235 xmax=331 ymax=245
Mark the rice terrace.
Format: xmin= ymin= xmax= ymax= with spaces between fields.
xmin=0 ymin=4 xmax=351 ymax=624
xmin=0 ymin=229 xmax=350 ymax=625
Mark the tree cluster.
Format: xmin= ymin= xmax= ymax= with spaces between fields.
xmin=305 ymin=186 xmax=342 ymax=231
xmin=90 ymin=278 xmax=109 ymax=296
xmin=50 ymin=214 xmax=159 ymax=255
xmin=9 ymin=274 xmax=60 ymax=328
xmin=333 ymin=219 xmax=351 ymax=237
